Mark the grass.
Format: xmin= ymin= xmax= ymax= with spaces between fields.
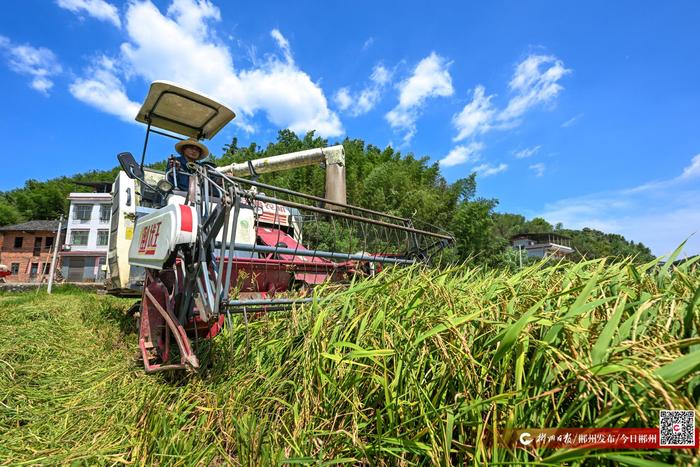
xmin=0 ymin=256 xmax=698 ymax=465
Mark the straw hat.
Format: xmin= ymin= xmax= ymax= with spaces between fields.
xmin=175 ymin=138 xmax=209 ymax=160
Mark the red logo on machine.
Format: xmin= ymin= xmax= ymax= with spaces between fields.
xmin=137 ymin=222 xmax=161 ymax=255
xmin=254 ymin=200 xmax=289 ymax=226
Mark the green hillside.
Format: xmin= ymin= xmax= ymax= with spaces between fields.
xmin=1 ymin=257 xmax=697 ymax=464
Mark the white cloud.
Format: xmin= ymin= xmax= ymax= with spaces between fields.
xmin=70 ymin=0 xmax=343 ymax=137
xmin=56 ymin=0 xmax=121 ymax=28
xmin=237 ymin=61 xmax=342 ymax=136
xmin=439 ymin=142 xmax=484 ymax=167
xmin=386 ymin=52 xmax=453 ymax=143
xmin=355 ymin=88 xmax=381 ymax=114
xmin=622 ymin=153 xmax=700 ymax=195
xmin=362 ymin=37 xmax=374 ymax=50
xmin=334 ymin=87 xmax=352 ymax=111
xmin=0 ymin=37 xmax=62 ymax=95
xmin=334 ymin=63 xmax=391 ymax=117
xmin=452 ymin=85 xmax=496 ymax=141
xmin=119 ymin=1 xmax=234 ymax=94
xmin=561 ymin=113 xmax=583 ymax=128
xmin=270 ymin=28 xmax=292 ymax=64
xmin=540 ymin=154 xmax=700 ymax=257
xmin=529 ymin=162 xmax=546 ymax=177
xmin=474 ymin=162 xmax=508 ymax=177
xmin=514 ymin=145 xmax=541 ymax=159
xmin=31 ymin=77 xmax=54 ymax=94
xmin=680 ymin=154 xmax=700 ymax=180
xmin=69 ymin=55 xmax=140 ymax=122
xmin=371 ymin=64 xmax=390 ymax=86
xmin=449 ymin=56 xmax=562 ymax=172
xmin=452 ymin=54 xmax=570 ymax=141
xmin=167 ymin=0 xmax=220 ymax=36
xmin=499 ymin=55 xmax=570 ymax=122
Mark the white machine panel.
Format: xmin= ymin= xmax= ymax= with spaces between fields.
xmin=129 ymin=204 xmax=198 ymax=269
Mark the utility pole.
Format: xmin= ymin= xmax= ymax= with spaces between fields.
xmin=519 ymin=245 xmax=523 ymax=269
xmin=47 ymin=215 xmax=63 ymax=294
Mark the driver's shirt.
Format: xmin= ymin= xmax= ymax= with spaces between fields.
xmin=167 ymin=155 xmax=200 ymax=190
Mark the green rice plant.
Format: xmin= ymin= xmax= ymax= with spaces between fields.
xmin=0 ymin=257 xmax=697 ymax=465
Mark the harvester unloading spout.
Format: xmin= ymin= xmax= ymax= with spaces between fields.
xmin=218 ymin=145 xmax=347 ymax=207
xmin=108 ymin=81 xmax=454 ymax=373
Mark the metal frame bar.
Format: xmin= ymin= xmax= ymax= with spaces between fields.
xmin=149 ymin=128 xmax=186 ymax=141
xmin=140 ymin=121 xmax=152 ymax=169
xmin=225 ymin=298 xmax=314 ymax=307
xmin=221 ymin=242 xmax=415 ymax=265
xmin=225 ymin=174 xmax=407 ymax=223
xmin=224 ymin=306 xmax=302 ymax=314
xmin=251 ymin=193 xmax=453 ymax=241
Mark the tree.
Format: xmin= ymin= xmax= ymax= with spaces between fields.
xmin=492 ymin=213 xmax=526 ymax=239
xmin=522 ymin=217 xmax=553 ymax=234
xmin=450 ymin=198 xmax=504 ymax=265
xmin=559 ymin=227 xmax=654 ymax=262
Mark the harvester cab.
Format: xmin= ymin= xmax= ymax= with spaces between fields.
xmin=109 ymin=81 xmax=454 ymax=373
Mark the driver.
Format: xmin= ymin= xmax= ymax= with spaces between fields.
xmin=168 ymin=138 xmax=209 ymax=189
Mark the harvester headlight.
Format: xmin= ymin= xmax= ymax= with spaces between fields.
xmin=157 ymin=179 xmax=174 ymax=193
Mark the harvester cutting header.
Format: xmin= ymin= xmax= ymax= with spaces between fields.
xmin=108 ymin=81 xmax=453 ymax=373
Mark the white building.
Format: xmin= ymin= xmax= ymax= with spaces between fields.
xmin=511 ymin=233 xmax=574 ymax=259
xmin=61 ymin=192 xmax=112 ymax=282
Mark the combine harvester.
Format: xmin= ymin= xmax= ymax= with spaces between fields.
xmin=108 ymin=81 xmax=453 ymax=373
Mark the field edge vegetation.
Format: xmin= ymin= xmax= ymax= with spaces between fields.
xmin=0 ymin=256 xmax=698 ymax=465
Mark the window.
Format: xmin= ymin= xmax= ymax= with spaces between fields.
xmin=73 ymin=204 xmax=92 ymax=222
xmin=33 ymin=237 xmax=42 ymax=257
xmin=29 ymin=263 xmax=38 ymax=278
xmin=43 ymin=263 xmax=51 ymax=275
xmin=10 ymin=263 xmax=19 ymax=275
xmin=45 ymin=236 xmax=54 ymax=250
xmin=99 ymin=204 xmax=110 ymax=223
xmin=97 ymin=230 xmax=109 ymax=246
xmin=14 ymin=236 xmax=23 ymax=248
xmin=71 ymin=230 xmax=89 ymax=246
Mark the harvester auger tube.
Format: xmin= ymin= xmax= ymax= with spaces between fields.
xmin=218 ymin=145 xmax=347 ymax=207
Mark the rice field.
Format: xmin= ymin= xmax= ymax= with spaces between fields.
xmin=0 ymin=256 xmax=698 ymax=465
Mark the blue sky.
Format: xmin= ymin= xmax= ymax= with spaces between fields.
xmin=1 ymin=0 xmax=699 ymax=257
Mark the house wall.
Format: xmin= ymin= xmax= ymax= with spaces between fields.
xmin=60 ymin=193 xmax=112 ymax=283
xmin=60 ymin=256 xmax=105 ymax=282
xmin=65 ymin=194 xmax=112 ymax=252
xmin=512 ymin=239 xmax=534 ymax=248
xmin=0 ymin=230 xmax=60 ymax=283
xmin=526 ymin=247 xmax=546 ymax=258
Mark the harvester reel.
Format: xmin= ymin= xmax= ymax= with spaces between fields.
xmin=139 ymin=268 xmax=199 ymax=373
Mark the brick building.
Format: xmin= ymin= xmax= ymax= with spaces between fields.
xmin=0 ymin=220 xmax=64 ymax=283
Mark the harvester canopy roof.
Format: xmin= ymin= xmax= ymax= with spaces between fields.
xmin=135 ymin=81 xmax=235 ymax=140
